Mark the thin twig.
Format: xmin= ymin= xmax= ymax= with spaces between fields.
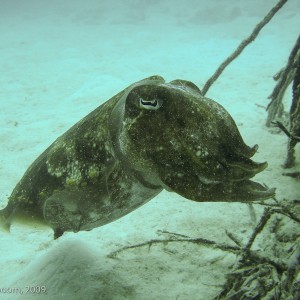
xmin=266 ymin=35 xmax=300 ymax=126
xmin=225 ymin=230 xmax=243 ymax=247
xmin=270 ymin=207 xmax=300 ymax=224
xmin=283 ymin=172 xmax=300 ymax=179
xmin=157 ymin=230 xmax=190 ymax=239
xmin=108 ymin=237 xmax=240 ymax=258
xmin=243 ymin=208 xmax=272 ymax=252
xmin=267 ymin=35 xmax=300 ymax=109
xmin=247 ymin=203 xmax=257 ymax=226
xmin=107 ymin=230 xmax=287 ymax=272
xmin=271 ymin=121 xmax=300 ymax=140
xmin=255 ymin=201 xmax=300 ymax=224
xmin=255 ymin=103 xmax=267 ymax=109
xmin=201 ymin=0 xmax=288 ymax=96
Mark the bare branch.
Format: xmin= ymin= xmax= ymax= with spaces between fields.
xmin=243 ymin=208 xmax=272 ymax=252
xmin=107 ymin=236 xmax=240 ymax=258
xmin=266 ymin=35 xmax=300 ymax=126
xmin=201 ymin=0 xmax=288 ymax=96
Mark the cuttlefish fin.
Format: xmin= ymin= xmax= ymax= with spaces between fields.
xmin=43 ymin=189 xmax=85 ymax=239
xmin=0 ymin=208 xmax=11 ymax=232
xmin=0 ymin=201 xmax=20 ymax=232
xmin=43 ymin=187 xmax=104 ymax=239
xmin=0 ymin=202 xmax=46 ymax=233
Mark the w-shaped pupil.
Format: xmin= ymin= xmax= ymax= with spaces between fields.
xmin=141 ymin=99 xmax=158 ymax=107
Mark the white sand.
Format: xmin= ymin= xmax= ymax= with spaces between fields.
xmin=0 ymin=0 xmax=299 ymax=299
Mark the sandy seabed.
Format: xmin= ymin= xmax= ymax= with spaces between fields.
xmin=0 ymin=1 xmax=299 ymax=299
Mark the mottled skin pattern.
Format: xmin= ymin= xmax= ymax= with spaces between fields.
xmin=0 ymin=75 xmax=275 ymax=239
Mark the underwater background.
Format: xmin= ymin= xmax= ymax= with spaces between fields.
xmin=0 ymin=0 xmax=299 ymax=299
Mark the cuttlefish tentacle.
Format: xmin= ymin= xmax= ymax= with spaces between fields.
xmin=226 ymin=158 xmax=268 ymax=181
xmin=159 ymin=171 xmax=275 ymax=203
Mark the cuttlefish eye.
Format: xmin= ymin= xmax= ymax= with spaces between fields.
xmin=139 ymin=98 xmax=163 ymax=110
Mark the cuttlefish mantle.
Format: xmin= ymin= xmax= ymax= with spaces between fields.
xmin=0 ymin=75 xmax=275 ymax=239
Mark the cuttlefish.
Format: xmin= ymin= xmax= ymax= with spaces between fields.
xmin=0 ymin=75 xmax=275 ymax=239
